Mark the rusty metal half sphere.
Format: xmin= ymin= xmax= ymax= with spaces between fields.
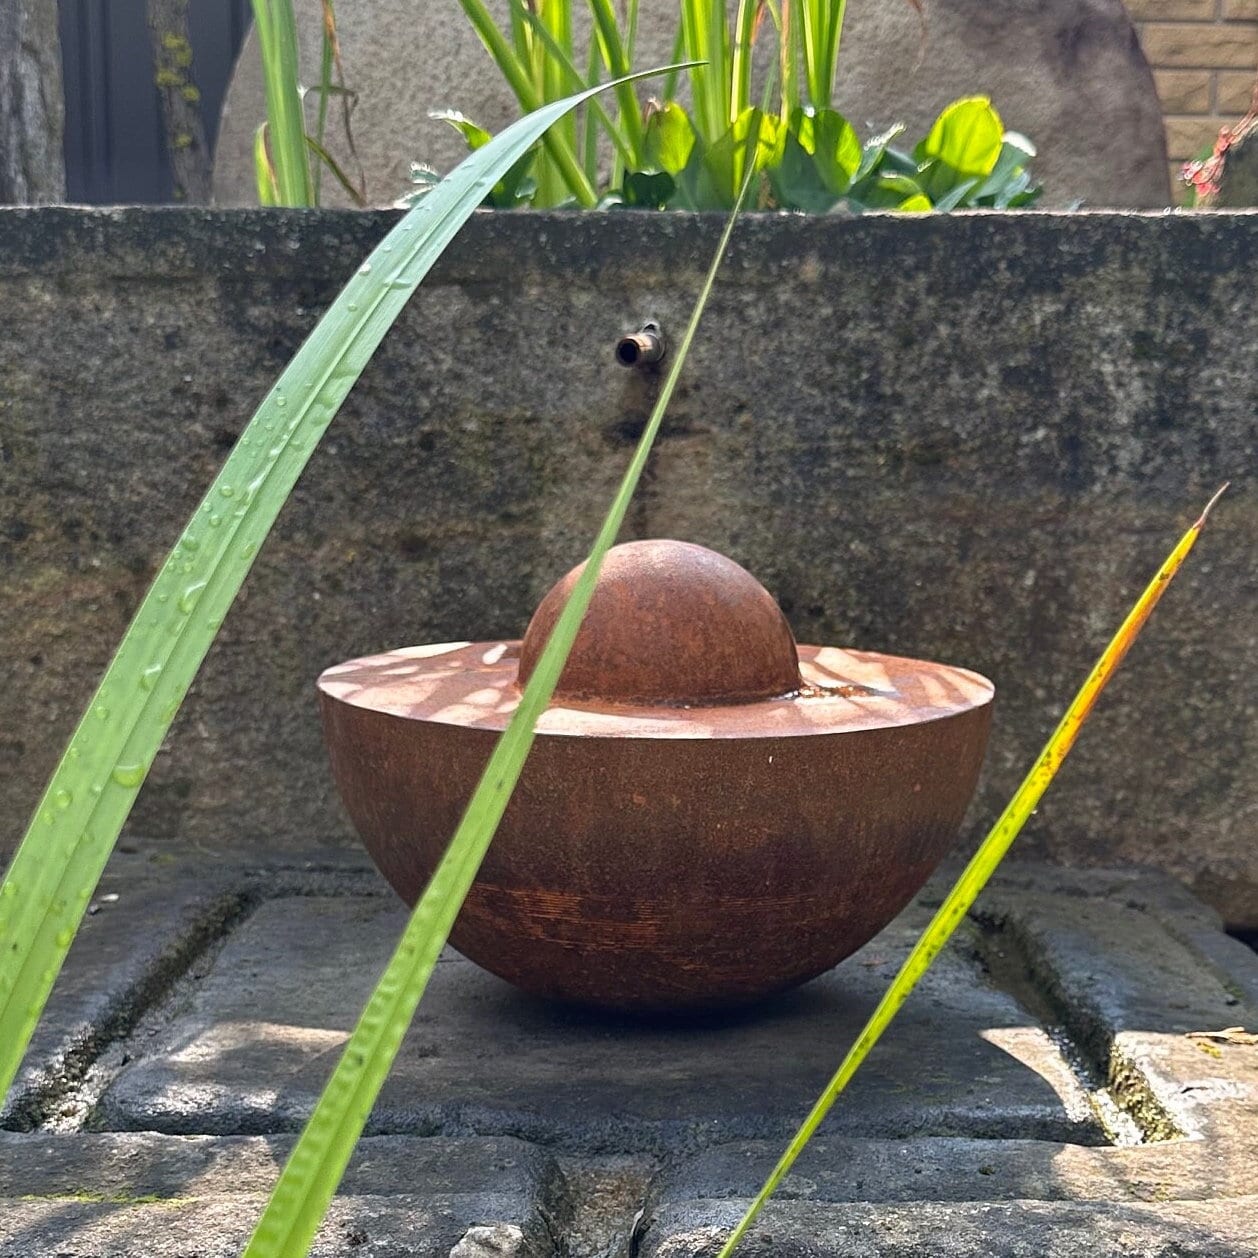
xmin=318 ymin=538 xmax=996 ymax=1012
xmin=519 ymin=540 xmax=801 ymax=705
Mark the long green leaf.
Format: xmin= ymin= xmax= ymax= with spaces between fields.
xmin=584 ymin=0 xmax=647 ymax=163
xmin=456 ymin=0 xmax=600 ymax=205
xmin=0 ymin=70 xmax=679 ymax=1109
xmin=243 ymin=125 xmax=757 ymax=1258
xmin=252 ymin=123 xmax=280 ymax=206
xmin=716 ymin=485 xmax=1227 ymax=1257
xmin=506 ymin=0 xmax=637 ymax=173
xmin=251 ymin=0 xmax=315 ymax=206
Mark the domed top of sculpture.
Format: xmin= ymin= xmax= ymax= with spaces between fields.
xmin=518 ymin=540 xmax=802 ymax=706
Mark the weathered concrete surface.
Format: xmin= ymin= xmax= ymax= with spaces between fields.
xmin=0 ymin=1132 xmax=560 ymax=1257
xmin=641 ymin=1198 xmax=1258 ymax=1256
xmin=212 ymin=0 xmax=1171 ymax=209
xmin=1 ymin=209 xmax=1257 ymax=927
xmin=92 ymin=897 xmax=1106 ymax=1147
xmin=3 ymin=850 xmax=1257 ymax=1256
xmin=0 ymin=1198 xmax=550 ymax=1258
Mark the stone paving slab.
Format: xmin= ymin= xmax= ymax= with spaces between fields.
xmin=3 ymin=846 xmax=1257 ymax=1256
xmin=94 ymin=896 xmax=1105 ymax=1150
xmin=0 ymin=1132 xmax=560 ymax=1258
xmin=639 ymin=1197 xmax=1258 ymax=1257
xmin=0 ymin=1198 xmax=551 ymax=1258
xmin=651 ymin=1134 xmax=1257 ymax=1205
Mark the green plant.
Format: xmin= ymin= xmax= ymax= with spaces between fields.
xmin=0 ymin=72 xmax=672 ymax=1112
xmin=431 ymin=0 xmax=1040 ymax=212
xmin=252 ymin=0 xmax=366 ymax=207
xmin=714 ymin=486 xmax=1225 ymax=1257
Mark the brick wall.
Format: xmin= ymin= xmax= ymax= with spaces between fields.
xmin=1127 ymin=0 xmax=1258 ymax=200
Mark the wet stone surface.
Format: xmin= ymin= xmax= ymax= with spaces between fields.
xmin=3 ymin=845 xmax=1257 ymax=1256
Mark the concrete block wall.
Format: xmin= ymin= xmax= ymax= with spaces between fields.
xmin=1127 ymin=0 xmax=1258 ymax=198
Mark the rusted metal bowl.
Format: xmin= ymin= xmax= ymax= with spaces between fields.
xmin=319 ymin=540 xmax=994 ymax=1011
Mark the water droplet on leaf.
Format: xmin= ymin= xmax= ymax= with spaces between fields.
xmin=178 ymin=581 xmax=207 ymax=614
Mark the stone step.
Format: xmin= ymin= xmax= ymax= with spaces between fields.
xmin=3 ymin=846 xmax=1256 ymax=1256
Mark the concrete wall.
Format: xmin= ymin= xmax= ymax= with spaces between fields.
xmin=0 ymin=208 xmax=1256 ymax=928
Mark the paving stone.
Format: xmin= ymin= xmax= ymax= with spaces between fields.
xmin=639 ymin=1197 xmax=1258 ymax=1257
xmin=93 ymin=894 xmax=1106 ymax=1150
xmin=0 ymin=1197 xmax=554 ymax=1258
xmin=0 ymin=1131 xmax=559 ymax=1201
xmin=0 ymin=1132 xmax=561 ymax=1257
xmin=0 ymin=849 xmax=247 ymax=1132
xmin=5 ymin=849 xmax=1258 ymax=1257
xmin=651 ymin=1134 xmax=1256 ymax=1205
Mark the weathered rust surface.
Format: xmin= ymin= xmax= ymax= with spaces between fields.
xmin=319 ymin=541 xmax=995 ymax=1010
xmin=518 ymin=540 xmax=802 ymax=705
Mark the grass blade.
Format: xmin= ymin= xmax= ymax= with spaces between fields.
xmin=456 ymin=0 xmax=600 ymax=205
xmin=311 ymin=0 xmax=333 ymax=201
xmin=0 ymin=71 xmax=679 ymax=1109
xmin=507 ymin=0 xmax=637 ymax=173
xmin=585 ymin=0 xmax=647 ymax=162
xmin=250 ymin=0 xmax=315 ymax=206
xmin=716 ymin=485 xmax=1228 ymax=1258
xmin=304 ymin=134 xmax=367 ymax=207
xmin=252 ymin=123 xmax=280 ymax=205
xmin=243 ymin=131 xmax=757 ymax=1258
xmin=731 ymin=0 xmax=758 ymax=122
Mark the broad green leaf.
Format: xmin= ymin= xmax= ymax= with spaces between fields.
xmin=0 ymin=68 xmax=683 ymax=1111
xmin=1004 ymin=181 xmax=1043 ymax=209
xmin=672 ymin=132 xmax=713 ymax=210
xmin=853 ymin=123 xmax=905 ymax=183
xmin=856 ymin=171 xmax=926 ymax=209
xmin=715 ymin=486 xmax=1227 ymax=1257
xmin=768 ymin=129 xmax=837 ymax=213
xmin=621 ymin=168 xmax=677 ymax=208
xmin=930 ymin=178 xmax=979 ymax=211
xmin=698 ymin=107 xmax=782 ymax=207
xmin=805 ymin=108 xmax=861 ymax=195
xmin=431 ymin=109 xmax=537 ymax=207
xmin=914 ymin=95 xmax=1004 ymax=200
xmin=897 ymin=192 xmax=932 ymax=212
xmin=431 ymin=107 xmax=494 ymax=151
xmin=972 ymin=134 xmax=1036 ymax=202
xmin=645 ymin=100 xmax=697 ymax=174
xmin=876 ymin=144 xmax=921 ymax=178
xmin=243 ymin=132 xmax=759 ymax=1258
